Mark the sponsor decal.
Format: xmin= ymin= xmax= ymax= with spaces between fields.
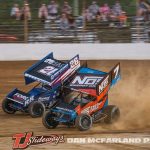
xmin=97 ymin=64 xmax=120 ymax=95
xmin=24 ymin=96 xmax=34 ymax=107
xmin=13 ymin=93 xmax=34 ymax=106
xmin=56 ymin=107 xmax=73 ymax=112
xmin=12 ymin=132 xmax=65 ymax=149
xmin=44 ymin=59 xmax=63 ymax=68
xmin=13 ymin=93 xmax=29 ymax=101
xmin=70 ymin=76 xmax=103 ymax=88
xmin=38 ymin=66 xmax=58 ymax=76
xmin=38 ymin=96 xmax=50 ymax=101
xmin=98 ymin=75 xmax=110 ymax=95
xmin=25 ymin=74 xmax=50 ymax=85
xmin=81 ymin=102 xmax=102 ymax=114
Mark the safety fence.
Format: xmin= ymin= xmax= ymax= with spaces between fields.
xmin=0 ymin=17 xmax=133 ymax=43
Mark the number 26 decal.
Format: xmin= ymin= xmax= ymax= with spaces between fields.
xmin=70 ymin=56 xmax=79 ymax=68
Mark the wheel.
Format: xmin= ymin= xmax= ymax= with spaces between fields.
xmin=75 ymin=114 xmax=93 ymax=131
xmin=103 ymin=105 xmax=120 ymax=124
xmin=2 ymin=98 xmax=16 ymax=114
xmin=42 ymin=111 xmax=59 ymax=129
xmin=92 ymin=110 xmax=105 ymax=123
xmin=28 ymin=101 xmax=45 ymax=118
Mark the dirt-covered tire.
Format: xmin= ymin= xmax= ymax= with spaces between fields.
xmin=103 ymin=105 xmax=120 ymax=124
xmin=75 ymin=114 xmax=93 ymax=131
xmin=2 ymin=98 xmax=16 ymax=114
xmin=42 ymin=111 xmax=59 ymax=129
xmin=28 ymin=101 xmax=45 ymax=118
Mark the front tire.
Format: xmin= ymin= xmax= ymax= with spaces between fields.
xmin=42 ymin=111 xmax=59 ymax=129
xmin=28 ymin=101 xmax=45 ymax=118
xmin=2 ymin=98 xmax=16 ymax=114
xmin=75 ymin=114 xmax=93 ymax=131
xmin=103 ymin=105 xmax=120 ymax=124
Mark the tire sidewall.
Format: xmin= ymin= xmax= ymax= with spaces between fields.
xmin=42 ymin=111 xmax=59 ymax=129
xmin=111 ymin=106 xmax=120 ymax=123
xmin=2 ymin=99 xmax=16 ymax=114
xmin=76 ymin=114 xmax=93 ymax=131
xmin=28 ymin=101 xmax=45 ymax=118
xmin=104 ymin=105 xmax=120 ymax=124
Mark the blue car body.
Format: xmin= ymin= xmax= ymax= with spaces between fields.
xmin=5 ymin=52 xmax=80 ymax=112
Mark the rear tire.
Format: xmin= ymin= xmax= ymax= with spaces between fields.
xmin=2 ymin=98 xmax=16 ymax=114
xmin=103 ymin=105 xmax=120 ymax=124
xmin=28 ymin=101 xmax=45 ymax=118
xmin=75 ymin=114 xmax=92 ymax=131
xmin=42 ymin=111 xmax=59 ymax=129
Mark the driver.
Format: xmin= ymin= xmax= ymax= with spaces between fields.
xmin=64 ymin=92 xmax=75 ymax=103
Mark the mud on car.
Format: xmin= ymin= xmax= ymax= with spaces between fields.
xmin=42 ymin=63 xmax=121 ymax=131
xmin=2 ymin=53 xmax=80 ymax=117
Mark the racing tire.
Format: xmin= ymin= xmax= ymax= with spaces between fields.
xmin=28 ymin=101 xmax=45 ymax=118
xmin=42 ymin=111 xmax=59 ymax=129
xmin=103 ymin=105 xmax=120 ymax=124
xmin=2 ymin=98 xmax=16 ymax=114
xmin=75 ymin=114 xmax=93 ymax=131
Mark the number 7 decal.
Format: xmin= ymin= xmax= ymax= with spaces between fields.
xmin=113 ymin=64 xmax=120 ymax=79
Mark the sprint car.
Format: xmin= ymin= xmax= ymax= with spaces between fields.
xmin=42 ymin=63 xmax=121 ymax=131
xmin=2 ymin=53 xmax=80 ymax=117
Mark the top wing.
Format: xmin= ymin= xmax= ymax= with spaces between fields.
xmin=68 ymin=63 xmax=120 ymax=96
xmin=67 ymin=67 xmax=107 ymax=96
xmin=24 ymin=53 xmax=69 ymax=85
xmin=24 ymin=53 xmax=80 ymax=87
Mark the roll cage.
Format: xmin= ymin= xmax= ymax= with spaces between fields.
xmin=62 ymin=87 xmax=96 ymax=107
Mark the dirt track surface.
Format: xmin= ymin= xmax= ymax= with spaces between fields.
xmin=0 ymin=60 xmax=150 ymax=150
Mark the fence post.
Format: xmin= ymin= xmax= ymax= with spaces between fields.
xmin=73 ymin=0 xmax=79 ymax=16
xmin=83 ymin=0 xmax=86 ymax=30
xmin=24 ymin=3 xmax=28 ymax=43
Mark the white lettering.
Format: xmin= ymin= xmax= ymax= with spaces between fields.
xmin=114 ymin=65 xmax=120 ymax=78
xmin=81 ymin=102 xmax=102 ymax=114
xmin=67 ymin=137 xmax=146 ymax=144
xmin=143 ymin=138 xmax=150 ymax=143
xmin=71 ymin=76 xmax=102 ymax=86
xmin=67 ymin=138 xmax=86 ymax=144
xmin=70 ymin=57 xmax=79 ymax=69
xmin=99 ymin=75 xmax=109 ymax=94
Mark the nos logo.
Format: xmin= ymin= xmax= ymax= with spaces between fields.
xmin=98 ymin=64 xmax=120 ymax=95
xmin=70 ymin=76 xmax=103 ymax=88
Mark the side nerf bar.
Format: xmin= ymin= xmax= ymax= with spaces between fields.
xmin=96 ymin=63 xmax=121 ymax=96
